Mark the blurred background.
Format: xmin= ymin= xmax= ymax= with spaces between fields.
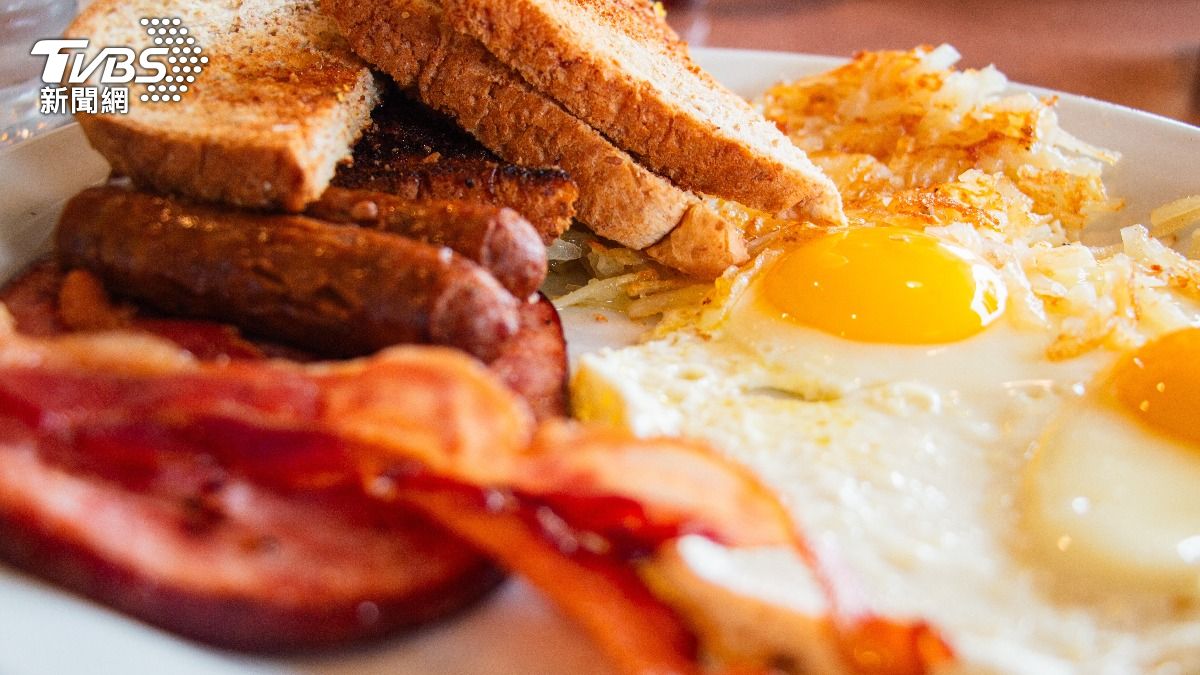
xmin=2 ymin=0 xmax=1198 ymax=147
xmin=664 ymin=0 xmax=1200 ymax=126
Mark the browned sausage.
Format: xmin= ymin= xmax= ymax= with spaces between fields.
xmin=309 ymin=187 xmax=547 ymax=299
xmin=55 ymin=186 xmax=520 ymax=361
xmin=490 ymin=294 xmax=568 ymax=421
xmin=2 ymin=262 xmax=570 ymax=418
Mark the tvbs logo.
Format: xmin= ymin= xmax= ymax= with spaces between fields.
xmin=32 ymin=17 xmax=206 ymax=114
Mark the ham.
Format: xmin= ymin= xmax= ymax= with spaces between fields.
xmin=0 ymin=265 xmax=950 ymax=672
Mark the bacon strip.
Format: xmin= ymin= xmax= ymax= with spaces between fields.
xmin=0 ymin=326 xmax=777 ymax=549
xmin=0 ymin=319 xmax=952 ymax=673
xmin=398 ymin=487 xmax=702 ymax=674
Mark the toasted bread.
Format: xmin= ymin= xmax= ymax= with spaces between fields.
xmin=68 ymin=0 xmax=380 ymax=211
xmin=332 ymin=91 xmax=578 ymax=243
xmin=644 ymin=204 xmax=749 ymax=279
xmin=420 ymin=32 xmax=700 ymax=250
xmin=322 ymin=0 xmax=719 ymax=251
xmin=446 ymin=0 xmax=842 ymax=220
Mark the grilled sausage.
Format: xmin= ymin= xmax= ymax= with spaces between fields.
xmin=1 ymin=261 xmax=570 ymax=419
xmin=309 ymin=187 xmax=547 ymax=299
xmin=491 ymin=294 xmax=568 ymax=421
xmin=55 ymin=187 xmax=521 ymax=361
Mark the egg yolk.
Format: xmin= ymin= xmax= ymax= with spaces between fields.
xmin=1110 ymin=327 xmax=1200 ymax=450
xmin=761 ymin=226 xmax=1005 ymax=344
xmin=1023 ymin=326 xmax=1200 ymax=597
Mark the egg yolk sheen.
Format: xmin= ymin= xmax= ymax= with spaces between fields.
xmin=1110 ymin=327 xmax=1200 ymax=450
xmin=762 ymin=226 xmax=1006 ymax=344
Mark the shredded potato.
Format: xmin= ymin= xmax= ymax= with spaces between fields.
xmin=753 ymin=45 xmax=1200 ymax=357
xmin=549 ymin=45 xmax=1200 ymax=347
xmin=761 ymin=45 xmax=1122 ymax=231
xmin=1150 ymin=195 xmax=1200 ymax=238
xmin=552 ymin=271 xmax=652 ymax=311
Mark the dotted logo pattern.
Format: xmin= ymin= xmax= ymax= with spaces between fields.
xmin=138 ymin=17 xmax=207 ymax=103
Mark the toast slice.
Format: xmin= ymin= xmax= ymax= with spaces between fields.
xmin=418 ymin=31 xmax=696 ymax=250
xmin=68 ymin=0 xmax=380 ymax=211
xmin=644 ymin=203 xmax=748 ymax=279
xmin=320 ymin=0 xmax=748 ymax=271
xmin=445 ymin=0 xmax=842 ymax=220
xmin=332 ymin=90 xmax=578 ymax=243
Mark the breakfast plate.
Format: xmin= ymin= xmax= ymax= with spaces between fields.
xmin=1 ymin=47 xmax=1198 ymax=675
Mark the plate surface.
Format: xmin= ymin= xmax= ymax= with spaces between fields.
xmin=1 ymin=47 xmax=1198 ymax=675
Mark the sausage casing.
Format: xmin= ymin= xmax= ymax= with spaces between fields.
xmin=55 ymin=186 xmax=520 ymax=361
xmin=309 ymin=187 xmax=547 ymax=299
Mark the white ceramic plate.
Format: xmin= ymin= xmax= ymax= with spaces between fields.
xmin=0 ymin=48 xmax=1198 ymax=675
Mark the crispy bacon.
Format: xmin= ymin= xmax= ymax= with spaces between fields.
xmin=398 ymin=487 xmax=702 ymax=674
xmin=0 ymin=342 xmax=783 ymax=551
xmin=0 ymin=318 xmax=952 ymax=673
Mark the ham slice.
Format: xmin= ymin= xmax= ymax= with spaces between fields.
xmin=0 ymin=318 xmax=953 ymax=673
xmin=0 ymin=437 xmax=502 ymax=651
xmin=0 ymin=265 xmax=505 ymax=650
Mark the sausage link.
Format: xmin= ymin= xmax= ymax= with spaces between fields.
xmin=308 ymin=187 xmax=547 ymax=299
xmin=489 ymin=294 xmax=568 ymax=421
xmin=55 ymin=186 xmax=520 ymax=361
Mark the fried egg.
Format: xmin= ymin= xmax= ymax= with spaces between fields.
xmin=573 ymin=224 xmax=1200 ymax=673
xmin=563 ymin=45 xmax=1200 ymax=673
xmin=1024 ymin=327 xmax=1200 ymax=599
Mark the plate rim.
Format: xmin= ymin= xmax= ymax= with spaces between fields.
xmin=1 ymin=44 xmax=1199 ymax=675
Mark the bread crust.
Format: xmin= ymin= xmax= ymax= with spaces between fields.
xmin=646 ymin=203 xmax=750 ymax=278
xmin=447 ymin=0 xmax=843 ymax=220
xmin=421 ymin=33 xmax=695 ymax=249
xmin=69 ymin=0 xmax=380 ymax=211
xmin=321 ymin=0 xmax=709 ymax=250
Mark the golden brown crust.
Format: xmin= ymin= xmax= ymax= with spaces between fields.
xmin=645 ymin=203 xmax=750 ymax=279
xmin=320 ymin=0 xmax=706 ymax=250
xmin=318 ymin=0 xmax=442 ymax=89
xmin=446 ymin=0 xmax=843 ymax=219
xmin=69 ymin=0 xmax=380 ymax=211
xmin=76 ymin=114 xmax=314 ymax=211
xmin=420 ymin=33 xmax=694 ymax=249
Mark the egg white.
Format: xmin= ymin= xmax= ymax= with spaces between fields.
xmin=1025 ymin=394 xmax=1200 ymax=600
xmin=573 ymin=255 xmax=1200 ymax=674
